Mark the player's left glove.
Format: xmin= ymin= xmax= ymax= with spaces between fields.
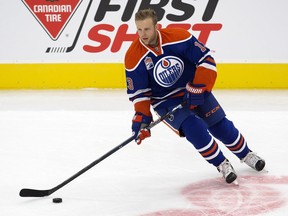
xmin=184 ymin=82 xmax=206 ymax=109
xmin=132 ymin=112 xmax=153 ymax=145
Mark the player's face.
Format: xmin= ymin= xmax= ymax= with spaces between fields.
xmin=136 ymin=18 xmax=157 ymax=46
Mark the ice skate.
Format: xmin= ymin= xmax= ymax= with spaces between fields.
xmin=241 ymin=151 xmax=265 ymax=171
xmin=217 ymin=159 xmax=238 ymax=184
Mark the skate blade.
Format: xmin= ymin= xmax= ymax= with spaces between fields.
xmin=260 ymin=168 xmax=269 ymax=173
xmin=232 ymin=179 xmax=239 ymax=186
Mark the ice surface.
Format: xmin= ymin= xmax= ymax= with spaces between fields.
xmin=1 ymin=89 xmax=288 ymax=216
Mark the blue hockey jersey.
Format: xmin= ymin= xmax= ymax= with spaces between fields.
xmin=125 ymin=28 xmax=217 ymax=116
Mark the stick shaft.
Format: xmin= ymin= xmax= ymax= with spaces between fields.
xmin=19 ymin=103 xmax=184 ymax=197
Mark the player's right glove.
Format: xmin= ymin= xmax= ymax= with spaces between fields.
xmin=184 ymin=82 xmax=206 ymax=109
xmin=132 ymin=112 xmax=152 ymax=145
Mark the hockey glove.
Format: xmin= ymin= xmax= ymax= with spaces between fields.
xmin=184 ymin=82 xmax=206 ymax=109
xmin=132 ymin=112 xmax=152 ymax=145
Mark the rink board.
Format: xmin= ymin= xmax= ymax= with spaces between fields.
xmin=0 ymin=63 xmax=287 ymax=89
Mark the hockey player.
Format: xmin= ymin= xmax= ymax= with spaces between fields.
xmin=124 ymin=8 xmax=265 ymax=184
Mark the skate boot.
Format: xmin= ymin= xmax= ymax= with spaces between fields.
xmin=241 ymin=151 xmax=265 ymax=171
xmin=217 ymin=159 xmax=238 ymax=184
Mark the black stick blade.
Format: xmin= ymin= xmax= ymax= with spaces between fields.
xmin=19 ymin=188 xmax=50 ymax=197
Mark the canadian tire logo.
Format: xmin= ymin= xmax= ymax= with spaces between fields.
xmin=22 ymin=0 xmax=83 ymax=41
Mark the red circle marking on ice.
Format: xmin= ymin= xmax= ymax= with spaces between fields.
xmin=143 ymin=175 xmax=288 ymax=216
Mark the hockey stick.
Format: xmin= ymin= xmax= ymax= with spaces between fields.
xmin=19 ymin=102 xmax=185 ymax=197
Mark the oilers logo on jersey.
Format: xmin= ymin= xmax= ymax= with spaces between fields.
xmin=125 ymin=28 xmax=217 ymax=109
xmin=153 ymin=56 xmax=184 ymax=87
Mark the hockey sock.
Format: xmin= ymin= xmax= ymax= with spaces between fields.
xmin=181 ymin=115 xmax=225 ymax=167
xmin=209 ymin=118 xmax=250 ymax=159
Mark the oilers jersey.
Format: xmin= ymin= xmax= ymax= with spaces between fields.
xmin=125 ymin=28 xmax=217 ymax=116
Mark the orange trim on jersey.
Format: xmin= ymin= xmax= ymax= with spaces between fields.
xmin=160 ymin=28 xmax=191 ymax=45
xmin=133 ymin=114 xmax=143 ymax=122
xmin=205 ymin=57 xmax=216 ymax=64
xmin=125 ymin=28 xmax=191 ymax=71
xmin=193 ymin=67 xmax=217 ymax=92
xmin=134 ymin=100 xmax=152 ymax=116
xmin=125 ymin=39 xmax=148 ymax=70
